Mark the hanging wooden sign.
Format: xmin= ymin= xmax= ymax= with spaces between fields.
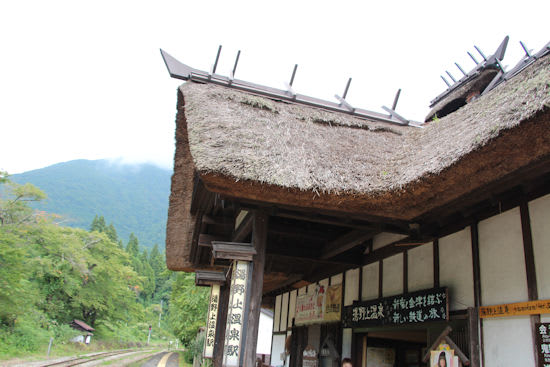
xmin=479 ymin=299 xmax=550 ymax=318
xmin=222 ymin=260 xmax=250 ymax=367
xmin=343 ymin=287 xmax=448 ymax=328
xmin=203 ymin=284 xmax=220 ymax=359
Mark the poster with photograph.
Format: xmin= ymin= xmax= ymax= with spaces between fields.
xmin=430 ymin=344 xmax=454 ymax=367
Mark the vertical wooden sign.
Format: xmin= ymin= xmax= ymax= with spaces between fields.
xmin=223 ymin=261 xmax=250 ymax=367
xmin=536 ymin=323 xmax=550 ymax=367
xmin=204 ymin=284 xmax=221 ymax=359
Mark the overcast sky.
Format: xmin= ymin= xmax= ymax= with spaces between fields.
xmin=1 ymin=0 xmax=548 ymax=174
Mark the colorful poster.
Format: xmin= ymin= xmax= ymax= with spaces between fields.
xmin=430 ymin=344 xmax=454 ymax=367
xmin=324 ymin=284 xmax=342 ymax=322
xmin=203 ymin=284 xmax=220 ymax=358
xmin=222 ymin=261 xmax=250 ymax=367
xmin=295 ymin=285 xmax=342 ymax=325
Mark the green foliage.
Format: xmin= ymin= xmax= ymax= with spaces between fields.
xmin=184 ymin=331 xmax=205 ymax=363
xmin=168 ymin=273 xmax=209 ymax=346
xmin=10 ymin=159 xmax=171 ymax=248
xmin=0 ymin=172 xmax=210 ymax=360
xmin=0 ymin=173 xmax=46 ymax=226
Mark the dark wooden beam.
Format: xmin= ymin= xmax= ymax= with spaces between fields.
xmin=243 ymin=211 xmax=268 ymax=367
xmin=213 ymin=281 xmax=231 ymax=367
xmin=236 ymin=200 xmax=411 ymax=232
xmin=321 ymin=230 xmax=374 ymax=259
xmin=232 ymin=211 xmax=253 ymax=242
xmin=471 ymin=223 xmax=481 ymax=307
xmin=403 ymin=250 xmax=408 ymax=294
xmin=378 ymin=260 xmax=383 ymax=299
xmin=198 ymin=233 xmax=227 ymax=247
xmin=416 ymin=158 xmax=550 ymax=226
xmin=268 ymin=222 xmax=333 ymax=241
xmin=433 ymin=239 xmax=440 ymax=288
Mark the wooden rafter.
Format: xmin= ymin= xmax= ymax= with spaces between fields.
xmin=321 ymin=230 xmax=374 ymax=259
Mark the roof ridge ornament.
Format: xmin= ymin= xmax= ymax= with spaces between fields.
xmin=160 ymin=46 xmax=422 ymax=128
xmin=430 ymin=36 xmax=550 ymax=106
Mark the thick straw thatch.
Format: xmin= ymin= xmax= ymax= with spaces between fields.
xmin=166 ymin=54 xmax=550 ymax=270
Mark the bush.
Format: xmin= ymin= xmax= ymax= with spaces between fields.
xmin=0 ymin=314 xmax=50 ymax=357
xmin=184 ymin=331 xmax=205 ymax=363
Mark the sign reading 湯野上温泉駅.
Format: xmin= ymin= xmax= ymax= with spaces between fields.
xmin=222 ymin=261 xmax=250 ymax=367
xmin=342 ymin=287 xmax=448 ymax=328
xmin=203 ymin=284 xmax=220 ymax=359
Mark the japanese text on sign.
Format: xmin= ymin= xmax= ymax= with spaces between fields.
xmin=203 ymin=284 xmax=220 ymax=359
xmin=222 ymin=261 xmax=249 ymax=367
xmin=343 ymin=287 xmax=448 ymax=327
xmin=536 ymin=323 xmax=550 ymax=367
xmin=480 ymin=299 xmax=550 ymax=318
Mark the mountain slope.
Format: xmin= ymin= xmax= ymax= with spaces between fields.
xmin=11 ymin=159 xmax=171 ymax=248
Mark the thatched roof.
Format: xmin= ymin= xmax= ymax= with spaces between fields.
xmin=166 ymin=54 xmax=550 ymax=271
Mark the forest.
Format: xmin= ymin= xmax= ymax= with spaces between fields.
xmin=0 ymin=171 xmax=209 ymax=360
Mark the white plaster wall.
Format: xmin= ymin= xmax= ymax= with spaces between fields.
xmin=529 ymin=193 xmax=550 ymax=300
xmin=479 ymin=208 xmax=533 ymax=367
xmin=362 ymin=262 xmax=379 ymax=301
xmin=373 ymin=232 xmax=407 ymax=250
xmin=439 ymin=228 xmax=474 ymax=310
xmin=280 ymin=292 xmax=289 ymax=331
xmin=274 ymin=295 xmax=281 ymax=332
xmin=483 ymin=316 xmax=534 ymax=367
xmin=479 ymin=207 xmax=527 ymax=305
xmin=407 ymin=242 xmax=433 ymax=293
xmin=270 ymin=334 xmax=286 ymax=367
xmin=382 ymin=253 xmax=403 ymax=297
xmin=288 ymin=290 xmax=297 ymax=329
xmin=331 ymin=273 xmax=343 ymax=285
xmin=345 ymin=268 xmax=360 ymax=306
xmin=342 ymin=328 xmax=352 ymax=359
xmin=257 ymin=311 xmax=273 ymax=355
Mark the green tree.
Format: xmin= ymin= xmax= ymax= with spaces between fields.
xmin=168 ymin=273 xmax=209 ymax=345
xmin=0 ymin=172 xmax=46 ymax=226
xmin=126 ymin=233 xmax=139 ymax=257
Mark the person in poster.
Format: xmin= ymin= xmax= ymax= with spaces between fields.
xmin=430 ymin=350 xmax=453 ymax=367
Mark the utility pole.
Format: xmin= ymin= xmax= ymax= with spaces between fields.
xmin=147 ymin=325 xmax=152 ymax=345
xmin=158 ymin=299 xmax=163 ymax=328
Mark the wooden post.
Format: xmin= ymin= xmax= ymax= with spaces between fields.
xmin=243 ymin=211 xmax=268 ymax=366
xmin=214 ymin=283 xmax=231 ymax=367
xmin=468 ymin=307 xmax=481 ymax=367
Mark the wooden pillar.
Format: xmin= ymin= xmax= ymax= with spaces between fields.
xmin=214 ymin=282 xmax=231 ymax=367
xmin=243 ymin=211 xmax=268 ymax=366
xmin=520 ymin=201 xmax=540 ymax=367
xmin=470 ymin=222 xmax=483 ymax=367
xmin=467 ymin=307 xmax=481 ymax=367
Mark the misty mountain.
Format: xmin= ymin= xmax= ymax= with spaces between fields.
xmin=11 ymin=159 xmax=172 ymax=248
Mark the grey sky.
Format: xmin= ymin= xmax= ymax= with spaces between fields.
xmin=1 ymin=0 xmax=548 ymax=174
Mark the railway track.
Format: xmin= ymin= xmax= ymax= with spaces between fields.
xmin=38 ymin=349 xmax=147 ymax=367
